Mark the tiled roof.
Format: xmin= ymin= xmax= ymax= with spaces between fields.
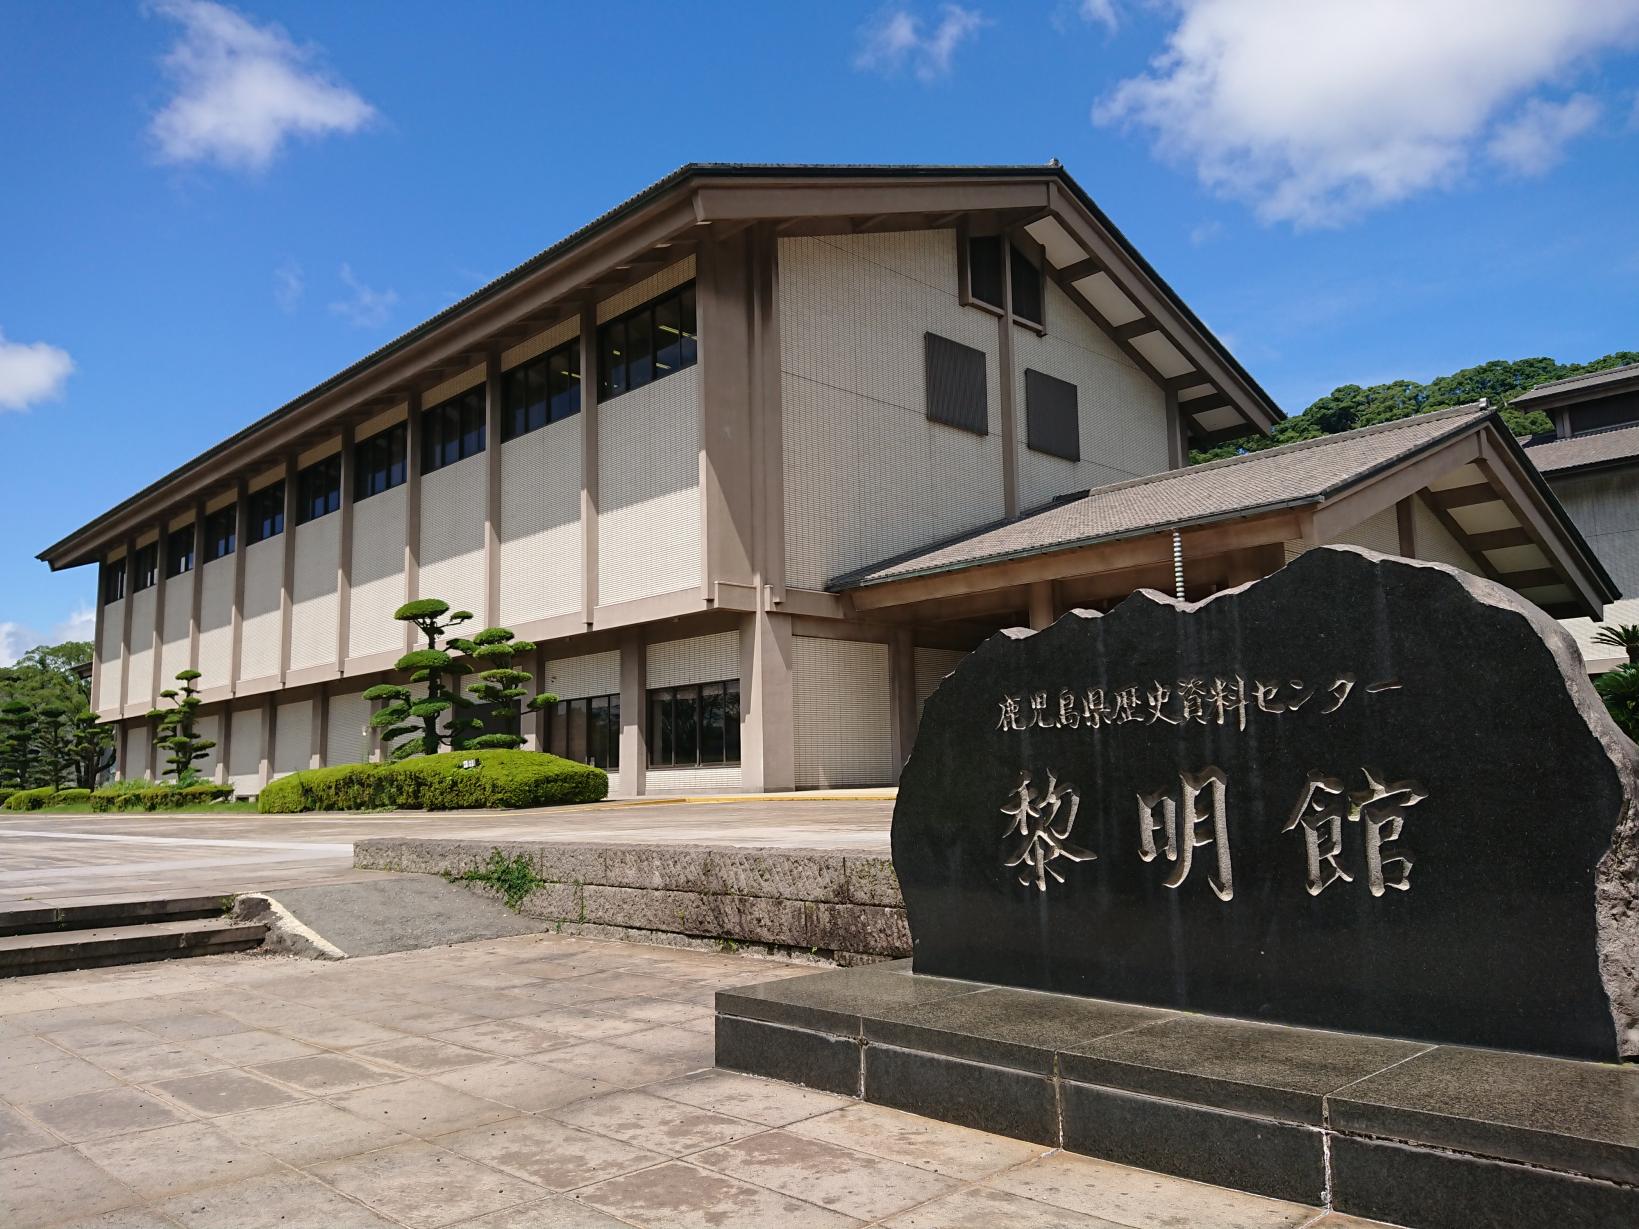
xmin=1523 ymin=422 xmax=1639 ymax=474
xmin=832 ymin=404 xmax=1493 ymax=590
xmin=1513 ymin=362 xmax=1639 ymax=405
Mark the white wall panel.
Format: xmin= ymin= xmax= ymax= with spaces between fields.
xmin=1413 ymin=501 xmax=1482 ymax=575
xmin=647 ymin=631 xmax=738 ymax=689
xmin=126 ymin=590 xmax=156 ymax=707
xmin=542 ymin=649 xmax=620 ymax=701
xmin=598 ymin=366 xmax=701 ymax=605
xmin=239 ymin=537 xmax=283 ymax=681
xmin=227 ymin=705 xmax=262 ymax=792
xmin=124 ymin=721 xmax=150 ymax=780
xmin=913 ymin=647 xmax=967 ymax=722
xmin=289 ymin=514 xmax=341 ymax=670
xmin=419 ymin=456 xmax=487 ymax=618
xmin=350 ymin=486 xmax=407 ymax=657
xmin=792 ymin=636 xmax=894 ymax=789
xmin=272 ymin=699 xmax=312 ymax=778
xmin=1336 ymin=505 xmax=1401 ymax=555
xmin=96 ymin=599 xmax=123 ymax=711
xmin=1014 ymin=279 xmax=1171 ymax=510
xmin=646 ymin=765 xmax=742 ymax=795
xmin=194 ymin=713 xmax=221 ymax=781
xmin=1551 ymin=471 xmax=1639 ymax=595
xmin=159 ymin=585 xmax=191 ymax=687
xmin=499 ymin=416 xmax=581 ymax=625
xmin=779 ymin=231 xmax=1007 ymax=589
xmin=196 ymin=558 xmax=234 ymax=688
xmin=325 ymin=690 xmax=373 ymax=765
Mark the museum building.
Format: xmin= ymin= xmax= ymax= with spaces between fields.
xmin=37 ymin=164 xmax=1619 ymax=796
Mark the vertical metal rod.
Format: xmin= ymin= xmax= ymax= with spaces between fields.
xmin=1172 ymin=530 xmax=1185 ymax=601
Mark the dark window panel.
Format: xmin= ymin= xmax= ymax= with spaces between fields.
xmin=133 ymin=543 xmax=158 ymax=591
xmin=248 ymin=483 xmax=285 ymax=544
xmin=679 ymin=286 xmax=698 ymax=367
xmin=165 ymin=526 xmax=194 ymax=577
xmin=924 ymin=332 xmax=989 ymax=436
xmin=1025 ymin=369 xmax=1081 ymax=462
xmin=724 ymin=680 xmax=741 ymax=762
xmin=547 ymin=701 xmax=568 ymax=758
xmin=102 ymin=559 xmax=126 ymax=605
xmin=626 ymin=306 xmax=654 ymax=390
xmin=653 ymin=296 xmax=682 ymax=374
xmin=968 ymin=236 xmax=1004 ymax=307
xmin=1010 ymin=244 xmax=1044 ymax=327
xmin=700 ymin=681 xmax=725 ymax=764
xmin=650 ymin=688 xmax=672 ymax=767
xmin=548 ymin=344 xmax=579 ymax=422
xmin=596 ymin=282 xmax=697 ymax=402
xmin=296 ymin=455 xmax=341 ymax=525
xmin=599 ymin=319 xmax=626 ymax=400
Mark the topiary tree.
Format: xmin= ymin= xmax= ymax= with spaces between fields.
xmin=34 ymin=706 xmax=71 ymax=791
xmin=365 ymin=599 xmax=556 ymax=759
xmin=0 ymin=701 xmax=37 ymax=790
xmin=147 ymin=670 xmax=214 ymax=786
xmin=64 ymin=709 xmax=115 ymax=790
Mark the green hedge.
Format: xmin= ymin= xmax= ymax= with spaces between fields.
xmin=90 ymin=783 xmax=235 ymax=812
xmin=1 ymin=787 xmax=92 ymax=811
xmin=258 ymin=750 xmax=608 ymax=813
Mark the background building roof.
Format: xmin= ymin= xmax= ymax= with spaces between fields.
xmin=1524 ymin=422 xmax=1639 ymax=474
xmin=1512 ymin=361 xmax=1639 ymax=408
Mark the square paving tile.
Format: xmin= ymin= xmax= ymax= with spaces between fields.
xmin=41 ymin=1022 xmax=161 ymax=1057
xmin=185 ymin=1029 xmax=321 ymax=1066
xmin=309 ymin=1140 xmax=547 ymax=1229
xmin=97 ymin=1043 xmax=232 ymax=1084
xmin=693 ymin=1128 xmax=957 ymax=1221
xmin=156 ymin=1167 xmax=401 ymax=1227
xmin=77 ymin=1119 xmax=283 ymax=1200
xmin=329 ymin=1076 xmax=514 ymax=1136
xmin=534 ymin=1040 xmax=707 ymax=1088
xmin=0 ymin=1146 xmax=139 ymax=1229
xmin=436 ymin=1115 xmax=664 ymax=1191
xmin=647 ymin=1070 xmax=854 ymax=1127
xmin=26 ymin=1086 xmax=187 ymax=1142
xmin=510 ymin=1007 xmax=652 ymax=1042
xmin=44 ymin=1207 xmax=183 ymax=1229
xmin=611 ymin=1025 xmax=717 ymax=1063
xmin=440 ymin=1195 xmax=637 ymax=1227
xmin=426 ymin=1058 xmax=610 ymax=1112
xmin=879 ymin=1184 xmax=1127 ymax=1227
xmin=354 ymin=1036 xmax=499 ymax=1075
xmin=141 ymin=1012 xmax=247 ymax=1042
xmin=149 ymin=1069 xmax=306 ymax=1117
xmin=215 ymin=1098 xmax=414 ymax=1166
xmin=577 ymin=1159 xmax=859 ymax=1228
xmin=0 ymin=1104 xmax=58 ymax=1158
xmin=253 ymin=1052 xmax=399 ymax=1094
xmin=789 ymin=1103 xmax=1050 ymax=1180
xmin=0 ymin=1054 xmax=120 ymax=1103
xmin=356 ymin=1004 xmax=494 ymax=1035
xmin=987 ymin=1151 xmax=1319 ymax=1229
xmin=0 ymin=1034 xmax=72 ymax=1070
xmin=268 ymin=1014 xmax=407 ymax=1049
xmin=432 ymin=1020 xmax=571 ymax=1058
xmin=551 ymin=1089 xmax=764 ymax=1156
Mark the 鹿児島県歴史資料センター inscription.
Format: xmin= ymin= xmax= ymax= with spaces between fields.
xmin=893 ymin=547 xmax=1639 ymax=1060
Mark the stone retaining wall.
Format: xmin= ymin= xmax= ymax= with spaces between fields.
xmin=353 ymin=838 xmax=908 ymax=963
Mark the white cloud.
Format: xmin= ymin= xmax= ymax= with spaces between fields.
xmin=0 ymin=329 xmax=73 ymax=412
xmin=1079 ymin=0 xmax=1119 ymax=32
xmin=1189 ymin=219 xmax=1224 ymax=246
xmin=855 ymin=5 xmax=987 ymax=83
xmin=52 ymin=604 xmax=96 ymax=645
xmin=149 ymin=0 xmax=376 ymax=172
xmin=328 ymin=263 xmax=397 ymax=328
xmin=1094 ymin=1 xmax=1639 ymax=227
xmin=1488 ymin=94 xmax=1602 ymax=175
xmin=0 ymin=623 xmax=33 ymax=668
xmin=273 ymin=259 xmax=304 ymax=312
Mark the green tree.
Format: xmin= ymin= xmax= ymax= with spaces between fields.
xmin=462 ymin=627 xmax=556 ymax=751
xmin=0 ymin=701 xmax=37 ymax=789
xmin=1596 ymin=664 xmax=1639 ymax=742
xmin=34 ymin=706 xmax=72 ymax=790
xmin=0 ymin=639 xmax=92 ymax=714
xmin=64 ymin=710 xmax=115 ymax=790
xmin=147 ymin=670 xmax=214 ymax=786
xmin=1592 ymin=624 xmax=1639 ymax=667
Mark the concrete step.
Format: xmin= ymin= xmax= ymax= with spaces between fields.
xmin=0 ymin=917 xmax=267 ymax=977
xmin=0 ymin=895 xmax=231 ymax=937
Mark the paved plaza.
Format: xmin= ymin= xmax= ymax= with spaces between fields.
xmin=0 ymin=932 xmax=1395 ymax=1229
xmin=0 ymin=799 xmax=894 ymax=911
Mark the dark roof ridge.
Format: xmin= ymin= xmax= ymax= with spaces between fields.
xmin=1516 ymin=360 xmax=1639 ymax=396
xmin=1524 ymin=418 xmax=1639 ymax=446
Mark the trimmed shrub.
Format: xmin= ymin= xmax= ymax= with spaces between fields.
xmin=258 ymin=750 xmax=608 ymax=814
xmin=90 ymin=782 xmax=235 ymax=813
xmin=1 ymin=787 xmax=91 ymax=811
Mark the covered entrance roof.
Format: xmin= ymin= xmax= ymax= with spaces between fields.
xmin=832 ymin=404 xmax=1617 ymax=623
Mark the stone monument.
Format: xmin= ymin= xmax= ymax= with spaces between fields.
xmin=893 ymin=547 xmax=1638 ymax=1061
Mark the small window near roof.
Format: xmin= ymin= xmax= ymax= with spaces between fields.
xmin=165 ymin=525 xmax=194 ymax=578
xmin=1025 ymin=369 xmax=1080 ymax=462
xmin=502 ymin=339 xmax=580 ymax=442
xmin=597 ymin=282 xmax=696 ymax=401
xmin=248 ymin=482 xmax=285 ymax=544
xmin=355 ymin=423 xmax=407 ymax=501
xmin=1010 ymin=245 xmax=1044 ymax=327
xmin=204 ymin=507 xmax=236 ymax=562
xmin=924 ymin=333 xmax=989 ymax=436
xmin=133 ymin=543 xmax=158 ymax=591
xmin=296 ymin=455 xmax=341 ymax=524
xmin=968 ymin=236 xmax=1004 ymax=308
xmin=102 ymin=559 xmax=126 ymax=605
xmin=421 ymin=387 xmax=486 ymax=475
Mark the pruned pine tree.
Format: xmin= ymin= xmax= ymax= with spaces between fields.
xmin=460 ymin=627 xmax=557 ymax=750
xmin=65 ymin=710 xmax=115 ymax=789
xmin=34 ymin=706 xmax=71 ymax=790
xmin=147 ymin=670 xmax=214 ymax=786
xmin=0 ymin=700 xmax=37 ymax=790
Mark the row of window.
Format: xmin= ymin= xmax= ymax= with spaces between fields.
xmin=967 ymin=235 xmax=1044 ymax=328
xmin=923 ymin=332 xmax=1082 ymax=461
xmin=541 ymin=679 xmax=741 ymax=771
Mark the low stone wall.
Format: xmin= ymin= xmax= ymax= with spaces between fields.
xmin=353 ymin=838 xmax=907 ymax=963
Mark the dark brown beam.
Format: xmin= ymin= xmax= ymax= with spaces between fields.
xmin=1166 ymin=373 xmax=1213 ymax=394
xmin=1433 ymin=483 xmax=1498 ymax=510
xmin=1466 ymin=527 xmax=1532 ymax=552
xmin=1059 ymin=257 xmax=1101 ymax=282
xmin=1498 ymin=568 xmax=1562 ymax=590
xmin=1192 ymin=422 xmax=1260 ymax=447
xmin=1113 ymin=318 xmax=1159 ymax=341
xmin=1414 ymin=491 xmax=1504 ymax=583
xmin=1184 ymin=395 xmax=1233 ymax=417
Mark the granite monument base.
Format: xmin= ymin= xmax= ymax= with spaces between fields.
xmin=716 ymin=963 xmax=1639 ymax=1229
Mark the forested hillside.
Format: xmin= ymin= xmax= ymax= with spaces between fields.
xmin=1193 ymin=351 xmax=1639 ymax=463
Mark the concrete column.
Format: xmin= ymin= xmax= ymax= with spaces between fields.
xmin=484 ymin=349 xmax=503 ymax=628
xmin=310 ymin=685 xmax=326 ymax=770
xmin=91 ymin=567 xmax=108 ymax=714
xmin=188 ymin=500 xmax=205 ymax=673
xmin=336 ymin=424 xmax=355 ymax=667
xmin=214 ymin=704 xmax=231 ymax=787
xmin=257 ymin=693 xmax=275 ymax=788
xmin=278 ymin=455 xmax=298 ymax=683
xmin=524 ymin=645 xmax=545 ymax=753
xmin=228 ymin=479 xmax=249 ymax=695
xmin=1028 ymin=581 xmax=1055 ymax=631
xmin=403 ymin=391 xmax=423 ymax=654
xmin=739 ymin=608 xmax=795 ymax=793
xmin=888 ymin=628 xmax=917 ymax=779
xmin=150 ymin=523 xmax=170 ymax=701
xmin=579 ymin=303 xmax=599 ymax=627
xmin=619 ymin=628 xmax=646 ymax=797
xmin=116 ymin=721 xmax=128 ymax=782
xmin=1397 ymin=496 xmax=1417 ymax=558
xmin=117 ymin=535 xmax=136 ymax=713
xmin=997 ymin=231 xmax=1020 ymax=518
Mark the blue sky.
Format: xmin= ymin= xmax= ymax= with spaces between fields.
xmin=3 ymin=1 xmax=1638 ymax=655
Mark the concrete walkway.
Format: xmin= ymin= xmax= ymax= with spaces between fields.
xmin=0 ymin=933 xmax=1393 ymax=1229
xmin=0 ymin=799 xmax=893 ymax=912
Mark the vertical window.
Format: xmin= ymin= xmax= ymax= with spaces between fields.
xmin=204 ymin=507 xmax=236 ymax=562
xmin=1010 ymin=245 xmax=1044 ymax=327
xmin=248 ymin=482 xmax=285 ymax=544
xmin=133 ymin=543 xmax=158 ymax=591
xmin=420 ymin=387 xmax=486 ymax=474
xmin=597 ymin=282 xmax=697 ymax=400
xmin=501 ymin=339 xmax=580 ymax=442
xmin=646 ymin=679 xmax=740 ymax=768
xmin=102 ymin=559 xmax=126 ymax=605
xmin=355 ymin=422 xmax=407 ymax=500
xmin=966 ymin=236 xmax=1044 ymax=327
xmin=165 ymin=525 xmax=194 ymax=577
xmin=545 ymin=693 xmax=620 ymax=770
xmin=1024 ymin=369 xmax=1081 ymax=461
xmin=296 ymin=455 xmax=342 ymax=524
xmin=924 ymin=333 xmax=989 ymax=435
